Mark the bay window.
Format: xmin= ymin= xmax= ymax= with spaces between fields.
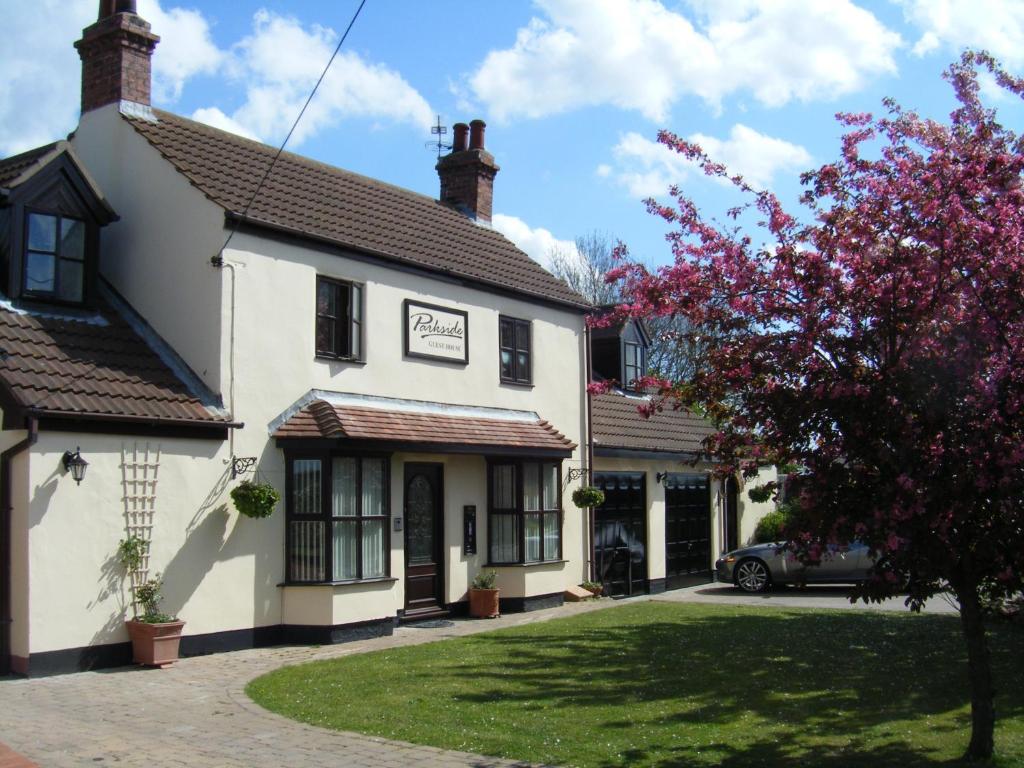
xmin=287 ymin=454 xmax=389 ymax=583
xmin=488 ymin=460 xmax=562 ymax=564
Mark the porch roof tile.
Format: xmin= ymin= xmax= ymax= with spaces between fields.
xmin=274 ymin=398 xmax=576 ymax=455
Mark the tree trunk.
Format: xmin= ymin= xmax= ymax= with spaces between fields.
xmin=958 ymin=585 xmax=995 ymax=762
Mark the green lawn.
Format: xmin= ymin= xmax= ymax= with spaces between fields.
xmin=247 ymin=602 xmax=1024 ymax=767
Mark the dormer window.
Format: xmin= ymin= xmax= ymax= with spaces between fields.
xmin=589 ymin=311 xmax=651 ymax=390
xmin=24 ymin=212 xmax=86 ymax=303
xmin=0 ymin=142 xmax=116 ymax=308
xmin=624 ymin=341 xmax=644 ymax=390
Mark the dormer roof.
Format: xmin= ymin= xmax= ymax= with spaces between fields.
xmin=0 ymin=141 xmax=117 ymax=225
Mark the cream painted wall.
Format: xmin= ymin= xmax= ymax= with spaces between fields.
xmin=71 ymin=106 xmax=228 ymax=393
xmin=22 ymin=431 xmax=289 ymax=655
xmin=734 ymin=465 xmax=779 ymax=547
xmin=223 ymin=230 xmax=587 ymax=446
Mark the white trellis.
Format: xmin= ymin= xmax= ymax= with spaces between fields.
xmin=121 ymin=442 xmax=161 ymax=615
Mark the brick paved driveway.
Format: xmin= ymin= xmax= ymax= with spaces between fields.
xmin=0 ymin=585 xmax=955 ymax=768
xmin=0 ymin=599 xmax=619 ymax=768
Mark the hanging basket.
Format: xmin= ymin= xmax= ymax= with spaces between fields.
xmin=230 ymin=480 xmax=280 ymax=519
xmin=571 ymin=486 xmax=605 ymax=509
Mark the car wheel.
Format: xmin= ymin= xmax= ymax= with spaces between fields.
xmin=735 ymin=558 xmax=771 ymax=593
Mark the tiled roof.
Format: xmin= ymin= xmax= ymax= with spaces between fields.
xmin=275 ymin=398 xmax=576 ymax=454
xmin=126 ymin=110 xmax=590 ymax=310
xmin=0 ymin=299 xmax=233 ymax=428
xmin=591 ymin=391 xmax=714 ymax=455
xmin=0 ymin=143 xmax=61 ymax=188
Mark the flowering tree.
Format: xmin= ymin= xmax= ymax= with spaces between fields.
xmin=606 ymin=52 xmax=1024 ymax=762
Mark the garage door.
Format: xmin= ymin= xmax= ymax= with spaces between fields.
xmin=593 ymin=472 xmax=646 ymax=596
xmin=665 ymin=473 xmax=713 ymax=589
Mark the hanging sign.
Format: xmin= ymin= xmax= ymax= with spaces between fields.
xmin=403 ymin=299 xmax=469 ymax=364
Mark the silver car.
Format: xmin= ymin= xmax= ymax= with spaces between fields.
xmin=715 ymin=541 xmax=873 ymax=592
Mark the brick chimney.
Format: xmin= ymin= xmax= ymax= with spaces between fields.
xmin=74 ymin=0 xmax=160 ymax=115
xmin=436 ymin=119 xmax=500 ymax=224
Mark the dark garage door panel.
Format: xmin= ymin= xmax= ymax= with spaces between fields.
xmin=594 ymin=472 xmax=647 ymax=597
xmin=665 ymin=473 xmax=713 ymax=589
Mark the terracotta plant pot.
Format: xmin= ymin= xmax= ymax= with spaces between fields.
xmin=469 ymin=588 xmax=500 ymax=618
xmin=126 ymin=619 xmax=186 ymax=667
xmin=587 ymin=584 xmax=603 ymax=597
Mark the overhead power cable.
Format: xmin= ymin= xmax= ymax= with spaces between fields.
xmin=215 ymin=0 xmax=369 ymax=260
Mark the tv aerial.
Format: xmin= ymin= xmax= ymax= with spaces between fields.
xmin=426 ymin=115 xmax=452 ymax=158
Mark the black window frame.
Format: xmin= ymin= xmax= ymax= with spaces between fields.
xmin=285 ymin=451 xmax=392 ymax=584
xmin=21 ymin=208 xmax=89 ymax=306
xmin=315 ymin=276 xmax=364 ymax=362
xmin=623 ymin=340 xmax=644 ymax=390
xmin=486 ymin=458 xmax=563 ymax=565
xmin=499 ymin=315 xmax=532 ymax=385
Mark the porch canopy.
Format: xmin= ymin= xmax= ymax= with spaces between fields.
xmin=272 ymin=391 xmax=576 ymax=458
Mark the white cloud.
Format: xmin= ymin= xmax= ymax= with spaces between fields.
xmin=138 ymin=0 xmax=224 ymax=102
xmin=898 ymin=0 xmax=1024 ymax=67
xmin=0 ymin=0 xmax=93 ymax=155
xmin=191 ymin=107 xmax=262 ymax=142
xmin=0 ymin=3 xmax=431 ymax=157
xmin=492 ymin=213 xmax=578 ymax=270
xmin=0 ymin=0 xmax=222 ymax=156
xmin=604 ymin=125 xmax=811 ymax=198
xmin=205 ymin=10 xmax=433 ymax=146
xmin=690 ymin=124 xmax=812 ymax=189
xmin=469 ymin=0 xmax=901 ymax=122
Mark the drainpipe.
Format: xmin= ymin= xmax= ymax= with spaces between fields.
xmin=210 ymin=255 xmax=238 ymax=460
xmin=1 ymin=416 xmax=38 ymax=676
xmin=584 ymin=325 xmax=596 ymax=582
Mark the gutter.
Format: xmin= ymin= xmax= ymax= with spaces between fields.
xmin=1 ymin=416 xmax=37 ymax=676
xmin=27 ymin=408 xmax=242 ymax=431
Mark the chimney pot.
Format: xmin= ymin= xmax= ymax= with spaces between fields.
xmin=452 ymin=123 xmax=469 ymax=153
xmin=98 ymin=0 xmax=137 ymax=19
xmin=469 ymin=119 xmax=486 ymax=151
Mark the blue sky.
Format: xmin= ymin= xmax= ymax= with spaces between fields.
xmin=3 ymin=1 xmax=1024 ymax=271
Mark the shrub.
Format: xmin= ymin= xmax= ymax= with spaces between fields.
xmin=134 ymin=575 xmax=174 ymax=623
xmin=754 ymin=504 xmax=794 ymax=544
xmin=471 ymin=570 xmax=497 ymax=590
xmin=117 ymin=535 xmax=148 ymax=572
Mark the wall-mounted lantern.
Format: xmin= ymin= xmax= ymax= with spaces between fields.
xmin=62 ymin=447 xmax=89 ymax=485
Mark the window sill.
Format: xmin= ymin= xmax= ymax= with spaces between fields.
xmin=278 ymin=577 xmax=398 ymax=587
xmin=315 ymin=354 xmax=366 ymax=366
xmin=483 ymin=560 xmax=568 ymax=568
xmin=499 ymin=380 xmax=534 ymax=389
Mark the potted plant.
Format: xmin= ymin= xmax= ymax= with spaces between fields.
xmin=118 ymin=536 xmax=185 ymax=667
xmin=571 ymin=485 xmax=605 ymax=509
xmin=230 ymin=479 xmax=280 ymax=519
xmin=469 ymin=569 xmax=500 ymax=618
xmin=581 ymin=580 xmax=603 ymax=597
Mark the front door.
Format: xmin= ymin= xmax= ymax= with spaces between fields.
xmin=665 ymin=473 xmax=713 ymax=589
xmin=594 ymin=472 xmax=647 ymax=596
xmin=404 ymin=463 xmax=445 ymax=617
